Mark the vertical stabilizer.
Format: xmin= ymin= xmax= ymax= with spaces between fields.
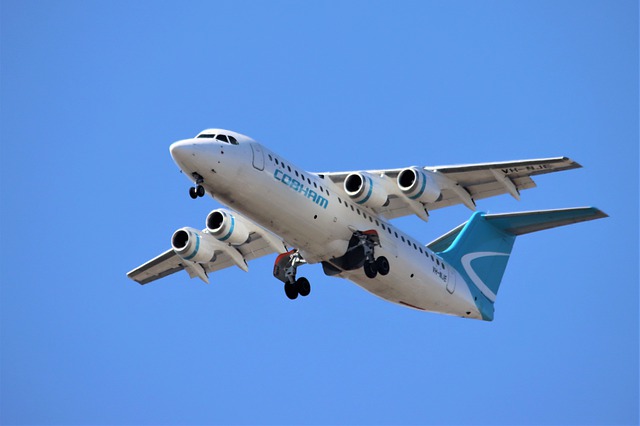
xmin=439 ymin=213 xmax=515 ymax=320
xmin=434 ymin=207 xmax=607 ymax=321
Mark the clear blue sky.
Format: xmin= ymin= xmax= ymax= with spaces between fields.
xmin=1 ymin=1 xmax=637 ymax=425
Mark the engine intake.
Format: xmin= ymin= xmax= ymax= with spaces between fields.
xmin=344 ymin=172 xmax=389 ymax=208
xmin=206 ymin=209 xmax=250 ymax=245
xmin=397 ymin=167 xmax=440 ymax=203
xmin=171 ymin=227 xmax=217 ymax=264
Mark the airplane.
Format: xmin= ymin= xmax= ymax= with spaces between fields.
xmin=127 ymin=128 xmax=607 ymax=321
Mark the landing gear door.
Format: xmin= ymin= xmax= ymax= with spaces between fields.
xmin=251 ymin=144 xmax=265 ymax=171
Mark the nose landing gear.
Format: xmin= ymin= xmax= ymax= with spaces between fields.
xmin=189 ymin=185 xmax=205 ymax=199
xmin=189 ymin=173 xmax=206 ymax=199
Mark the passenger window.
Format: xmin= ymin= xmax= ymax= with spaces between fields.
xmin=401 ymin=236 xmax=405 ymax=242
xmin=350 ymin=205 xmax=354 ymax=212
xmin=287 ymin=165 xmax=292 ymax=172
xmin=268 ymin=154 xmax=273 ymax=161
xmin=295 ymin=170 xmax=299 ymax=177
xmin=216 ymin=134 xmax=229 ymax=143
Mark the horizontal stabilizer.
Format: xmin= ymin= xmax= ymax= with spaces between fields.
xmin=481 ymin=207 xmax=608 ymax=236
xmin=428 ymin=207 xmax=607 ymax=253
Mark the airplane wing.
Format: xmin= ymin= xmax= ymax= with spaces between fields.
xmin=128 ymin=223 xmax=288 ymax=285
xmin=322 ymin=157 xmax=580 ymax=220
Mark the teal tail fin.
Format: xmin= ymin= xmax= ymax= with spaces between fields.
xmin=430 ymin=207 xmax=607 ymax=320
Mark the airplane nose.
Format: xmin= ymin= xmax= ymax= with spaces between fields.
xmin=169 ymin=139 xmax=194 ymax=163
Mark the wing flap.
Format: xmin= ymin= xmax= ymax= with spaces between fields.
xmin=431 ymin=157 xmax=580 ymax=179
xmin=127 ymin=249 xmax=185 ymax=285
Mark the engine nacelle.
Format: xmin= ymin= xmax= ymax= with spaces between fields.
xmin=344 ymin=172 xmax=389 ymax=208
xmin=171 ymin=227 xmax=217 ymax=264
xmin=206 ymin=209 xmax=250 ymax=245
xmin=397 ymin=167 xmax=441 ymax=203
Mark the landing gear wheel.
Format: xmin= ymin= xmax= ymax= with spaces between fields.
xmin=376 ymin=256 xmax=390 ymax=276
xmin=274 ymin=250 xmax=309 ymax=299
xmin=189 ymin=187 xmax=198 ymax=199
xmin=296 ymin=277 xmax=311 ymax=297
xmin=284 ymin=282 xmax=298 ymax=300
xmin=196 ymin=185 xmax=205 ymax=197
xmin=364 ymin=261 xmax=378 ymax=279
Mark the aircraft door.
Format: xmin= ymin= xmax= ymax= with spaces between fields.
xmin=251 ymin=144 xmax=265 ymax=171
xmin=446 ymin=266 xmax=456 ymax=294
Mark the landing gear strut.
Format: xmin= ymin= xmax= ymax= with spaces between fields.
xmin=189 ymin=173 xmax=206 ymax=199
xmin=335 ymin=230 xmax=389 ymax=279
xmin=274 ymin=250 xmax=310 ymax=300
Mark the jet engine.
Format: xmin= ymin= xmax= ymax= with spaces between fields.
xmin=397 ymin=167 xmax=441 ymax=203
xmin=206 ymin=209 xmax=250 ymax=245
xmin=171 ymin=227 xmax=217 ymax=264
xmin=344 ymin=172 xmax=389 ymax=208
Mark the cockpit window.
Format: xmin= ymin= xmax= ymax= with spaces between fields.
xmin=196 ymin=132 xmax=239 ymax=144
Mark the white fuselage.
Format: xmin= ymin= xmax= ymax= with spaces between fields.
xmin=170 ymin=135 xmax=482 ymax=319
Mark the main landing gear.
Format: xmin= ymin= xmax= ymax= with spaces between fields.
xmin=327 ymin=230 xmax=390 ymax=280
xmin=356 ymin=230 xmax=390 ymax=279
xmin=273 ymin=250 xmax=310 ymax=300
xmin=364 ymin=255 xmax=390 ymax=279
xmin=189 ymin=173 xmax=206 ymax=199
